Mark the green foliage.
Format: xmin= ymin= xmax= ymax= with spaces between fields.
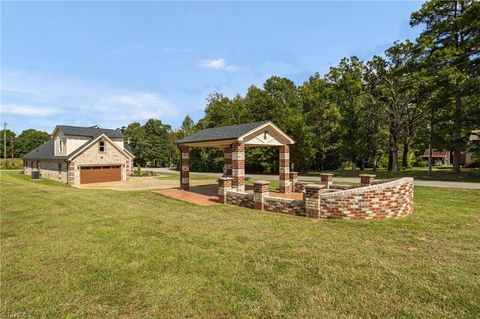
xmin=0 ymin=129 xmax=16 ymax=158
xmin=0 ymin=158 xmax=23 ymax=169
xmin=15 ymin=129 xmax=51 ymax=157
xmin=121 ymin=119 xmax=176 ymax=167
xmin=410 ymin=0 xmax=480 ymax=172
xmin=136 ymin=166 xmax=142 ymax=177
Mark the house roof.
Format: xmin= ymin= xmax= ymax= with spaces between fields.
xmin=176 ymin=120 xmax=291 ymax=145
xmin=23 ymin=139 xmax=69 ymax=160
xmin=55 ymin=125 xmax=124 ymax=138
xmin=23 ymin=131 xmax=134 ymax=160
xmin=421 ymin=150 xmax=448 ymax=158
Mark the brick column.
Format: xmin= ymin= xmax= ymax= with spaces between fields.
xmin=217 ymin=177 xmax=233 ymax=204
xmin=125 ymin=159 xmax=131 ymax=180
xmin=304 ymin=184 xmax=326 ymax=218
xmin=253 ymin=181 xmax=270 ymax=210
xmin=180 ymin=145 xmax=189 ymax=190
xmin=290 ymin=172 xmax=298 ymax=192
xmin=231 ymin=143 xmax=245 ymax=192
xmin=224 ymin=146 xmax=232 ymax=177
xmin=68 ymin=161 xmax=75 ymax=185
xmin=320 ymin=173 xmax=333 ymax=189
xmin=279 ymin=145 xmax=291 ymax=193
xmin=359 ymin=174 xmax=376 ymax=186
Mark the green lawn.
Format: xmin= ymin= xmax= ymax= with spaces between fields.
xmin=309 ymin=166 xmax=480 ymax=182
xmin=1 ymin=172 xmax=479 ymax=318
xmin=155 ymin=172 xmax=217 ymax=181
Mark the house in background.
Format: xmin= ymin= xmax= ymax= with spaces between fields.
xmin=420 ymin=150 xmax=450 ymax=166
xmin=465 ymin=130 xmax=479 ymax=166
xmin=420 ymin=130 xmax=480 ymax=167
xmin=23 ymin=125 xmax=134 ymax=185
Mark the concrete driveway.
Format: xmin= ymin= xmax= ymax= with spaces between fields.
xmin=75 ymin=176 xmax=216 ymax=191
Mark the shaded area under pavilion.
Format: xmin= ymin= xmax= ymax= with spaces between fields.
xmin=174 ymin=121 xmax=296 ymax=197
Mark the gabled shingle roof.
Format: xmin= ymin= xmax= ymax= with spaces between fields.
xmin=23 ymin=139 xmax=71 ymax=160
xmin=23 ymin=125 xmax=131 ymax=160
xmin=56 ymin=125 xmax=123 ymax=138
xmin=176 ymin=121 xmax=271 ymax=144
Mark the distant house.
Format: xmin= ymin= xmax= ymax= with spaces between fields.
xmin=465 ymin=130 xmax=479 ymax=166
xmin=420 ymin=130 xmax=480 ymax=167
xmin=420 ymin=150 xmax=450 ymax=166
xmin=23 ymin=125 xmax=134 ymax=185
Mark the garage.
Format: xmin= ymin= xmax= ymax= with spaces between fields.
xmin=80 ymin=165 xmax=122 ymax=184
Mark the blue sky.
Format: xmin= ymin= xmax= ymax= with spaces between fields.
xmin=1 ymin=1 xmax=423 ymax=134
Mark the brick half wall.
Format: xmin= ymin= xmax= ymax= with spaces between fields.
xmin=319 ymin=178 xmax=414 ymax=220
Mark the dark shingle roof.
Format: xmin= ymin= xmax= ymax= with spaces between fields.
xmin=23 ymin=125 xmax=131 ymax=160
xmin=23 ymin=139 xmax=70 ymax=160
xmin=56 ymin=125 xmax=123 ymax=138
xmin=176 ymin=121 xmax=271 ymax=144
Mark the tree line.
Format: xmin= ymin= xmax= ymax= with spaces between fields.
xmin=4 ymin=1 xmax=479 ymax=174
xmin=165 ymin=0 xmax=478 ymax=173
xmin=0 ymin=129 xmax=50 ymax=160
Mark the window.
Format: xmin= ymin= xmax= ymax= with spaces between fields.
xmin=58 ymin=163 xmax=62 ymax=174
xmin=36 ymin=161 xmax=40 ymax=169
xmin=264 ymin=130 xmax=268 ymax=139
xmin=59 ymin=139 xmax=64 ymax=153
xmin=99 ymin=140 xmax=106 ymax=153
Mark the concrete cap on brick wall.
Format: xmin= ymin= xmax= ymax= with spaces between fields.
xmin=359 ymin=174 xmax=376 ymax=177
xmin=305 ymin=184 xmax=326 ymax=189
xmin=253 ymin=180 xmax=270 ymax=185
xmin=319 ymin=173 xmax=334 ymax=176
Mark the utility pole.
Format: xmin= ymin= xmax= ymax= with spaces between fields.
xmin=11 ymin=137 xmax=14 ymax=161
xmin=3 ymin=122 xmax=7 ymax=161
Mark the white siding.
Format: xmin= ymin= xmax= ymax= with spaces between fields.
xmin=53 ymin=131 xmax=67 ymax=156
xmin=111 ymin=137 xmax=124 ymax=149
xmin=243 ymin=125 xmax=291 ymax=147
xmin=65 ymin=135 xmax=90 ymax=155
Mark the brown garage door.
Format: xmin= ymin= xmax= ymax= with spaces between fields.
xmin=80 ymin=165 xmax=121 ymax=184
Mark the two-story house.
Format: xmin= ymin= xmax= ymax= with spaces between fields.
xmin=23 ymin=125 xmax=134 ymax=185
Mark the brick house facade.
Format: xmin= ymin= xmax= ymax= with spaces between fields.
xmin=23 ymin=125 xmax=134 ymax=185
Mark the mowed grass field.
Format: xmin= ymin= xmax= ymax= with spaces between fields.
xmin=1 ymin=173 xmax=479 ymax=318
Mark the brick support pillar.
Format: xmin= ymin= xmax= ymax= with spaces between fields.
xmin=180 ymin=145 xmax=189 ymax=190
xmin=304 ymin=184 xmax=326 ymax=218
xmin=217 ymin=177 xmax=233 ymax=204
xmin=279 ymin=145 xmax=291 ymax=193
xmin=359 ymin=174 xmax=376 ymax=186
xmin=320 ymin=173 xmax=333 ymax=189
xmin=231 ymin=143 xmax=245 ymax=192
xmin=290 ymin=172 xmax=298 ymax=192
xmin=68 ymin=161 xmax=75 ymax=185
xmin=224 ymin=146 xmax=232 ymax=177
xmin=253 ymin=181 xmax=270 ymax=210
xmin=125 ymin=159 xmax=131 ymax=180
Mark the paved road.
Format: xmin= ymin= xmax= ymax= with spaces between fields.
xmin=144 ymin=167 xmax=480 ymax=190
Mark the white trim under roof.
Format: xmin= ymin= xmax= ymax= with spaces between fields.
xmin=68 ymin=134 xmax=134 ymax=160
xmin=178 ymin=121 xmax=295 ymax=147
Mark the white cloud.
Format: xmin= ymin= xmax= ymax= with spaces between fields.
xmin=0 ymin=104 xmax=62 ymax=116
xmin=1 ymin=69 xmax=183 ymax=132
xmin=198 ymin=58 xmax=240 ymax=72
xmin=93 ymin=92 xmax=178 ymax=121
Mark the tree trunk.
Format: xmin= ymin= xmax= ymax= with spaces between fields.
xmin=402 ymin=139 xmax=409 ymax=169
xmin=352 ymin=161 xmax=356 ymax=173
xmin=452 ymin=94 xmax=462 ymax=174
xmin=388 ymin=134 xmax=398 ymax=172
xmin=452 ymin=149 xmax=461 ymax=174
